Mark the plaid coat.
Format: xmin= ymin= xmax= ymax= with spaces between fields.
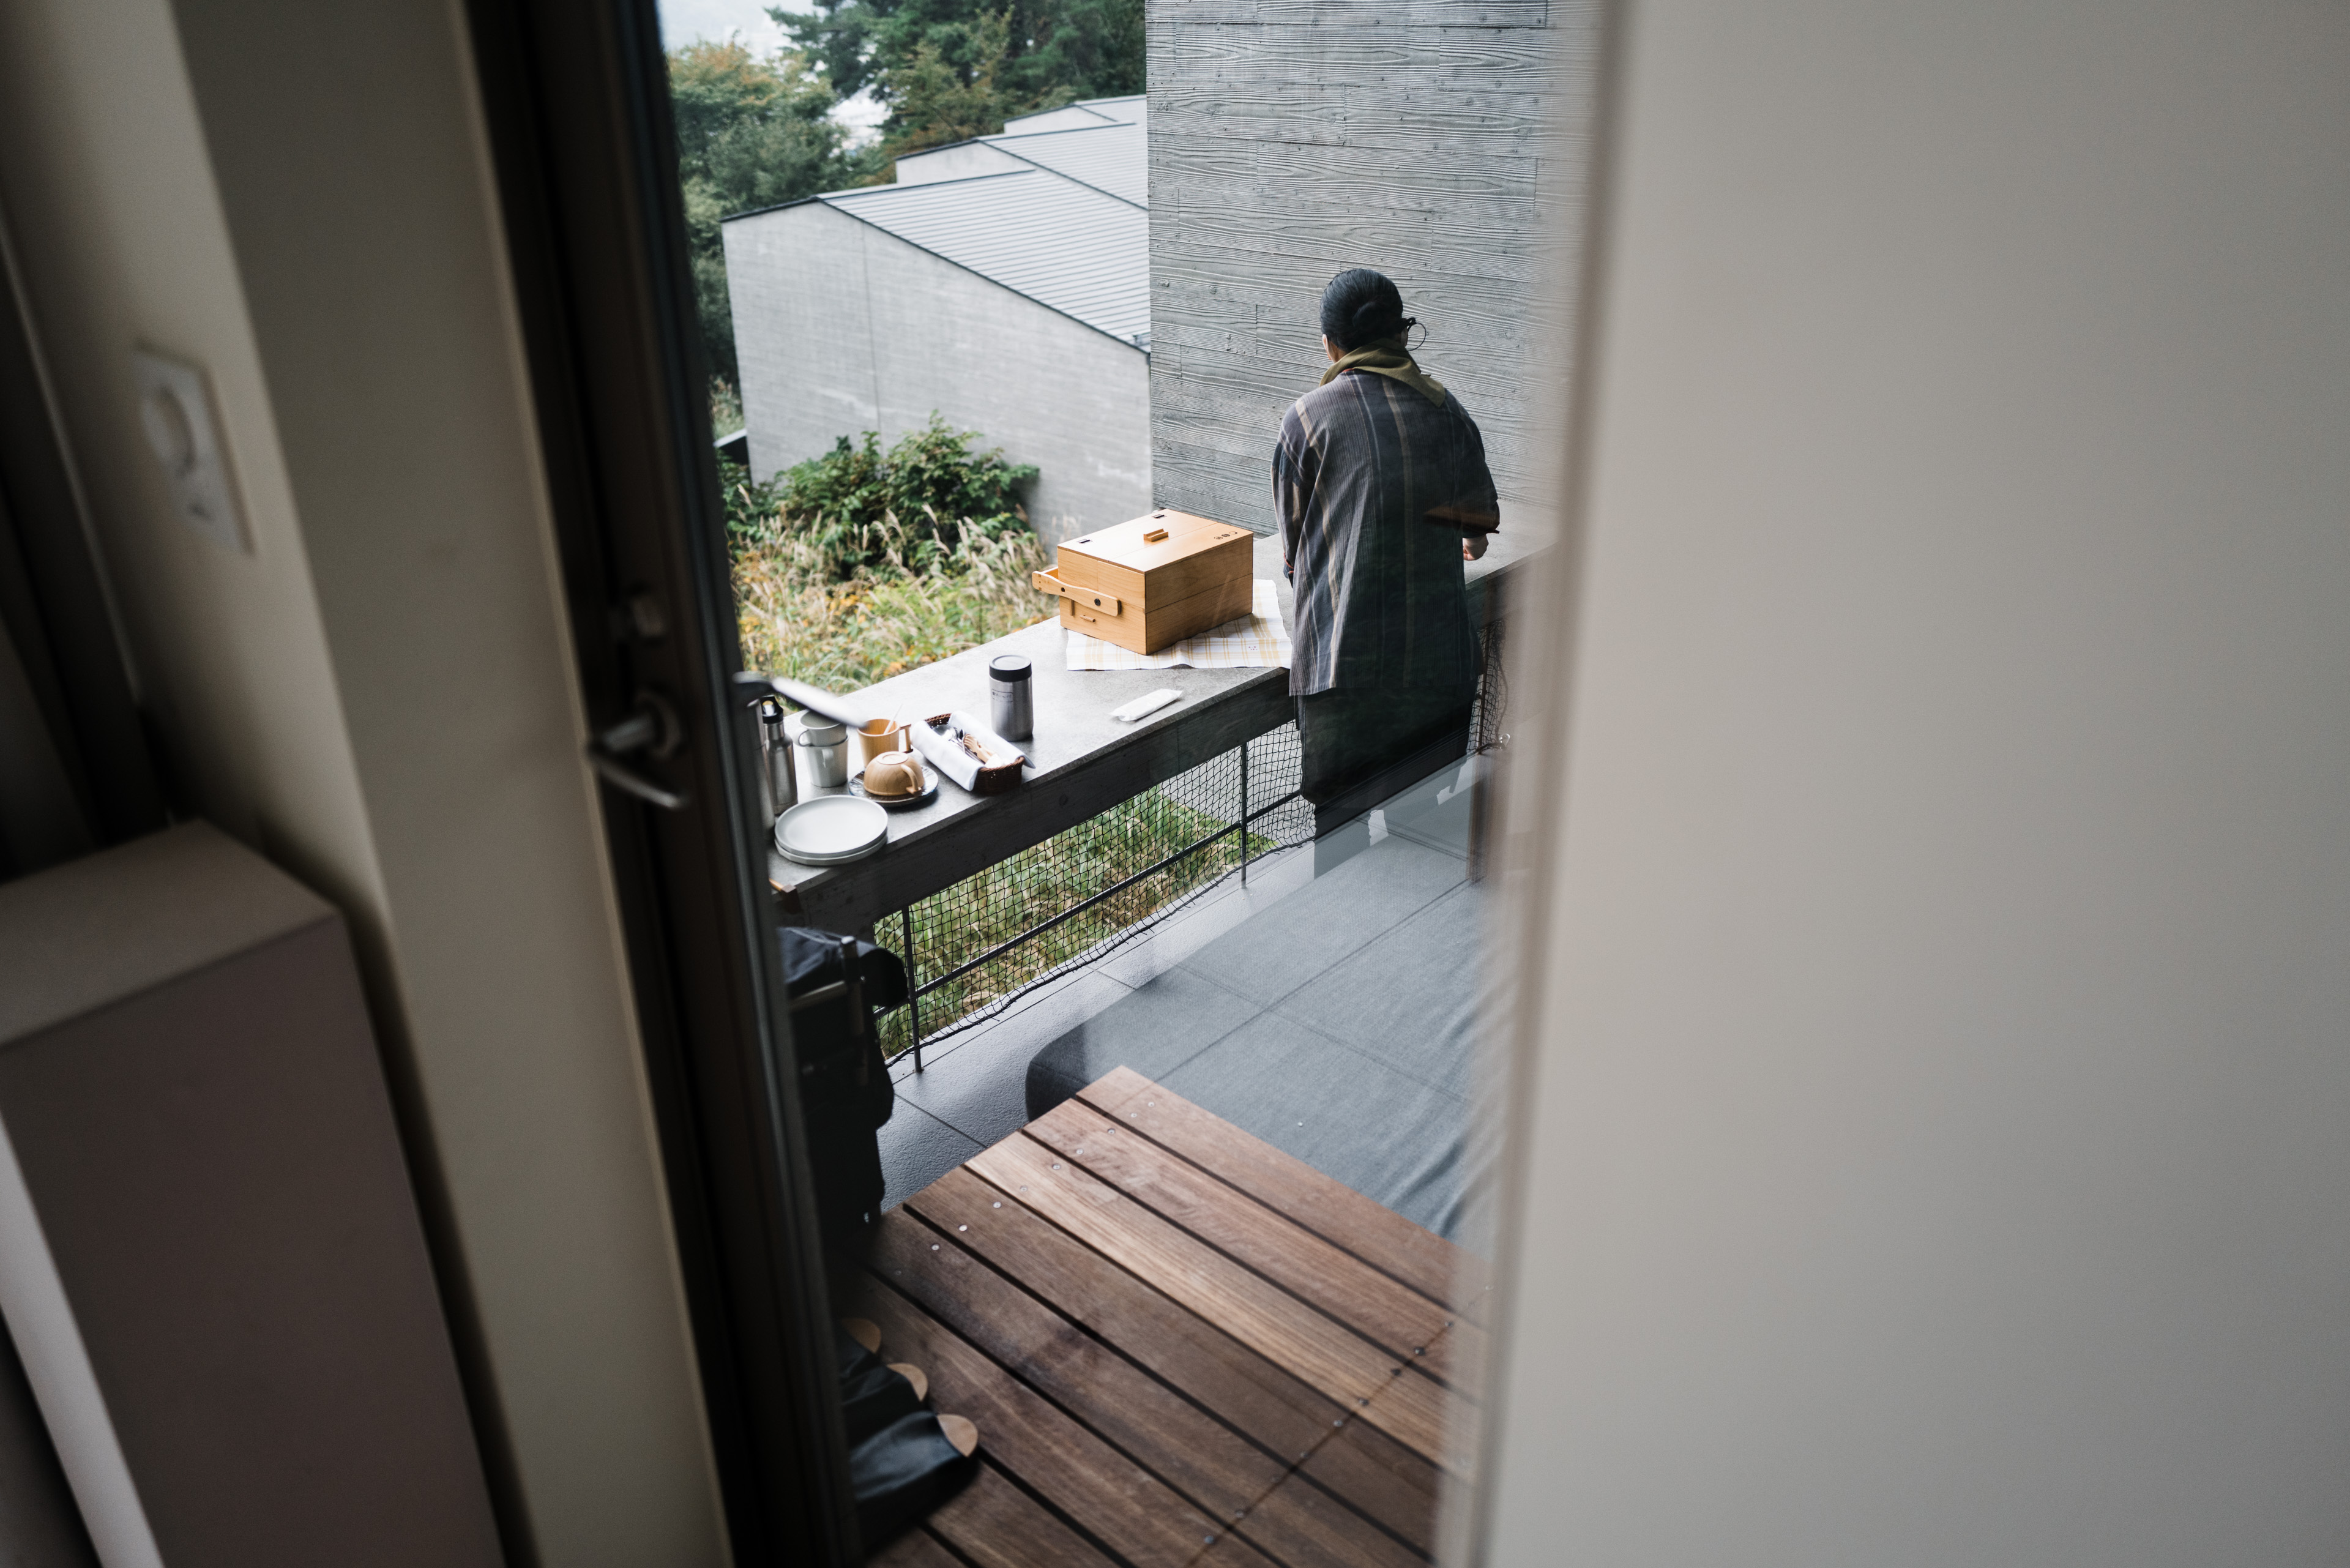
xmin=1274 ymin=368 xmax=1498 ymax=698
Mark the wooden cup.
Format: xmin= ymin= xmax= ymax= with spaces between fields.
xmin=852 ymin=718 xmax=908 ymax=773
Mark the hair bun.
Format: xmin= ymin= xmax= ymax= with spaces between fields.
xmin=1320 ymin=267 xmax=1408 ymax=352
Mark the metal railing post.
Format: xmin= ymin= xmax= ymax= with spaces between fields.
xmin=1240 ymin=736 xmax=1250 ymax=885
xmin=903 ymin=904 xmax=922 ymax=1072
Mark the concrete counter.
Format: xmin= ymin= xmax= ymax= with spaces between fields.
xmin=768 ymin=531 xmax=1534 ymax=935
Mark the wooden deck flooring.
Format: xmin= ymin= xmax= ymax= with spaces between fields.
xmin=839 ymin=1066 xmax=1491 ymax=1568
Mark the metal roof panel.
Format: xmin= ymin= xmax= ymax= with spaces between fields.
xmin=821 ymin=170 xmax=1149 ymax=343
xmin=987 ymin=120 xmax=1146 ymax=206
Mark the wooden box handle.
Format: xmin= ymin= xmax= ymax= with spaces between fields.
xmin=1031 ymin=567 xmax=1122 ymax=615
xmin=1143 ymin=527 xmax=1169 ymax=543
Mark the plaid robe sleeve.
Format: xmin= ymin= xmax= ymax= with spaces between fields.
xmin=1274 ymin=398 xmax=1344 ymax=695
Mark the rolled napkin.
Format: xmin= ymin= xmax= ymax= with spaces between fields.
xmin=909 ymin=712 xmax=1026 ymax=796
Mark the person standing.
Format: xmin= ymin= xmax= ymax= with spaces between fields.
xmin=1275 ymin=268 xmax=1499 ymax=807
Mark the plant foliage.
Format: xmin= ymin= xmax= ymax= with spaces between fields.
xmin=726 ymin=416 xmax=1052 ymax=689
xmin=723 ymin=414 xmax=1039 ymax=579
xmin=769 ymin=0 xmax=1143 ymax=160
xmin=667 ymin=41 xmax=878 ymax=387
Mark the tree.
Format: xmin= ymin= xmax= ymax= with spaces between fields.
xmin=770 ymin=0 xmax=1143 ymax=160
xmin=668 ymin=41 xmax=876 ymax=391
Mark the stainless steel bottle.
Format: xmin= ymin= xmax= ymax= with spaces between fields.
xmin=758 ymin=698 xmax=797 ymax=822
xmin=988 ymin=654 xmax=1034 ymax=741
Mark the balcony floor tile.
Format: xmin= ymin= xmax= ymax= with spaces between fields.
xmin=1159 ymin=1012 xmax=1474 ymax=1241
xmin=1173 ymin=834 xmax=1469 ymax=1009
xmin=1271 ymin=879 xmax=1490 ymax=1103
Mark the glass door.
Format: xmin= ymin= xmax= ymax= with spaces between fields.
xmin=468 ymin=0 xmax=1603 ymax=1559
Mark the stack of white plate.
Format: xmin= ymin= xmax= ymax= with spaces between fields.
xmin=774 ymin=796 xmax=889 ymax=866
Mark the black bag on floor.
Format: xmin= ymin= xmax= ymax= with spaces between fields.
xmin=780 ymin=928 xmax=905 ymax=1243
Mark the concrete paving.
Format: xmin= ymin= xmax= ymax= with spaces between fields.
xmin=875 ymin=754 xmax=1505 ymax=1250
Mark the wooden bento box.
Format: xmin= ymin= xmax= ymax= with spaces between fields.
xmin=1032 ymin=508 xmax=1255 ymax=655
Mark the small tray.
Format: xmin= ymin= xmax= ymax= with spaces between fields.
xmin=849 ymin=770 xmax=940 ymax=811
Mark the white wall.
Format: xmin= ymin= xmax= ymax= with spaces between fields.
xmin=0 ymin=1 xmax=728 ymax=1563
xmin=1485 ymin=1 xmax=2350 ymax=1563
xmin=727 ymin=201 xmax=1151 ymax=544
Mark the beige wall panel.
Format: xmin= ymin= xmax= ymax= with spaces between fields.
xmin=0 ymin=1 xmax=729 ymax=1562
xmin=1487 ymin=1 xmax=2350 ymax=1563
xmin=0 ymin=824 xmax=502 ymax=1568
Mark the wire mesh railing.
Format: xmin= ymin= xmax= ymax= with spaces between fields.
xmin=876 ymin=722 xmax=1311 ymax=1064
xmin=876 ymin=608 xmax=1504 ymax=1065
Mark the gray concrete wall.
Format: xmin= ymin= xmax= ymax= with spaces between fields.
xmin=726 ymin=202 xmax=1151 ymax=544
xmin=1145 ymin=0 xmax=1598 ymax=534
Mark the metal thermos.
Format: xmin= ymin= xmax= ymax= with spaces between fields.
xmin=988 ymin=654 xmax=1034 ymax=741
xmin=756 ymin=698 xmax=796 ymax=821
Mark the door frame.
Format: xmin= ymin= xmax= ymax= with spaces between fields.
xmin=461 ymin=1 xmax=857 ymax=1559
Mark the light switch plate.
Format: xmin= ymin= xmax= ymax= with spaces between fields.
xmin=131 ymin=348 xmax=248 ymax=554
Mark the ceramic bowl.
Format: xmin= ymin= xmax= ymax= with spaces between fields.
xmin=862 ymin=749 xmax=926 ymax=799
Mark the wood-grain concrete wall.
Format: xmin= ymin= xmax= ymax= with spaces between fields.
xmin=1147 ymin=0 xmax=1598 ymax=535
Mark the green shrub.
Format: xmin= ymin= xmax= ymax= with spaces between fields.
xmin=723 ymin=414 xmax=1039 ymax=580
xmin=727 ymin=416 xmax=1054 ymax=690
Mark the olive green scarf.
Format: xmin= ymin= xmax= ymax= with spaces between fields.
xmin=1318 ymin=338 xmax=1449 ymax=407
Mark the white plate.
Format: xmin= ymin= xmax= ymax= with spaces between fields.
xmin=774 ymin=795 xmax=889 ymax=865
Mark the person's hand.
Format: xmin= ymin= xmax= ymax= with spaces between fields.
xmin=1463 ymin=534 xmax=1490 ymax=562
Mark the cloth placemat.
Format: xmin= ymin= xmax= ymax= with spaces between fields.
xmin=1064 ymin=580 xmax=1292 ymax=671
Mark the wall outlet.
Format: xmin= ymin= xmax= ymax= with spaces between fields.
xmin=131 ymin=348 xmax=248 ymax=555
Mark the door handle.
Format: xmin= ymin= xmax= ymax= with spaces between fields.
xmin=586 ymin=692 xmax=688 ymax=810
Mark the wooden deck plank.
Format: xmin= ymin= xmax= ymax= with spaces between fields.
xmin=1030 ymin=1099 xmax=1483 ymax=1391
xmin=967 ymin=1132 xmax=1455 ymax=1463
xmin=1238 ymin=1470 xmax=1427 ymax=1568
xmin=907 ymin=1167 xmax=1444 ymax=1548
xmin=862 ymin=1209 xmax=1286 ymax=1518
xmin=1081 ymin=1067 xmax=1493 ymax=1321
xmin=1361 ymin=1316 xmax=1482 ymax=1486
xmin=866 ymin=1523 xmax=966 ymax=1568
xmin=1297 ymin=1420 xmax=1445 ymax=1556
xmin=1195 ymin=1531 xmax=1284 ymax=1568
xmin=922 ymin=1463 xmax=1118 ymax=1568
xmin=838 ymin=1268 xmax=1222 ymax=1568
xmin=908 ymin=1168 xmax=1338 ymax=1455
xmin=866 ymin=1207 xmax=1434 ymax=1568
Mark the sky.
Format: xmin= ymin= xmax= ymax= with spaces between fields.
xmin=655 ymin=0 xmax=888 ymax=142
xmin=655 ymin=0 xmax=789 ymax=53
